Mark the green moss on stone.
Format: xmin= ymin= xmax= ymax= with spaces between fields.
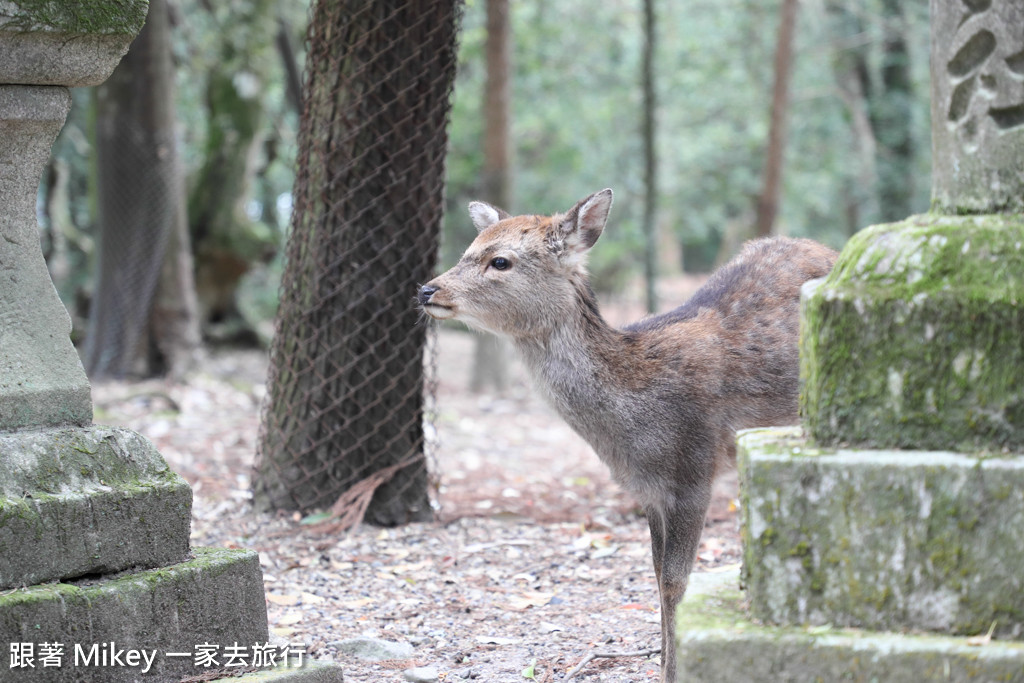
xmin=0 ymin=0 xmax=148 ymax=35
xmin=800 ymin=214 xmax=1024 ymax=452
xmin=676 ymin=568 xmax=1024 ymax=683
xmin=739 ymin=429 xmax=1024 ymax=638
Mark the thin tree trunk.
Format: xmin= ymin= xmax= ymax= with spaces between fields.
xmin=86 ymin=0 xmax=195 ymax=378
xmin=150 ymin=168 xmax=202 ymax=379
xmin=641 ymin=0 xmax=658 ymax=313
xmin=276 ymin=17 xmax=303 ymax=114
xmin=471 ymin=0 xmax=513 ymax=394
xmin=828 ymin=0 xmax=878 ymax=235
xmin=873 ymin=0 xmax=915 ymax=221
xmin=755 ymin=0 xmax=799 ymax=237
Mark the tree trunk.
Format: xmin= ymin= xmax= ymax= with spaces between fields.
xmin=254 ymin=0 xmax=461 ymax=526
xmin=828 ymin=0 xmax=878 ymax=235
xmin=754 ymin=0 xmax=799 ymax=237
xmin=276 ymin=17 xmax=304 ymax=115
xmin=150 ymin=177 xmax=202 ymax=380
xmin=471 ymin=0 xmax=512 ymax=394
xmin=872 ymin=0 xmax=916 ymax=221
xmin=85 ymin=0 xmax=197 ymax=379
xmin=641 ymin=0 xmax=658 ymax=313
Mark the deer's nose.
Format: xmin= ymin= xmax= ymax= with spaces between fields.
xmin=418 ymin=284 xmax=439 ymax=306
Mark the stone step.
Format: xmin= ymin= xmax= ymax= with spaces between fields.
xmin=0 ymin=546 xmax=270 ymax=682
xmin=0 ymin=426 xmax=192 ymax=589
xmin=738 ymin=427 xmax=1024 ymax=638
xmin=675 ymin=569 xmax=1024 ymax=683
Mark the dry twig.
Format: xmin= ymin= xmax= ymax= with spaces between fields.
xmin=565 ymin=647 xmax=661 ymax=680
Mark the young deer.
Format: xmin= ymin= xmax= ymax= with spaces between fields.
xmin=418 ymin=189 xmax=837 ymax=682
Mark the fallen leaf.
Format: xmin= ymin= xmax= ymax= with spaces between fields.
xmin=538 ymin=622 xmax=563 ymax=634
xmin=388 ymin=560 xmax=431 ymax=574
xmin=591 ymin=546 xmax=618 ymax=559
xmin=300 ymin=511 xmax=332 ymax=525
xmin=522 ymin=658 xmax=537 ymax=679
xmin=278 ymin=612 xmax=303 ymax=626
xmin=266 ymin=593 xmax=300 ymax=606
xmin=967 ymin=621 xmax=997 ymax=646
xmin=340 ymin=597 xmax=373 ymax=609
xmin=507 ymin=592 xmax=554 ymax=610
xmin=271 ymin=627 xmax=295 ymax=637
xmin=475 ymin=635 xmax=520 ymax=646
xmin=300 ymin=592 xmax=325 ymax=605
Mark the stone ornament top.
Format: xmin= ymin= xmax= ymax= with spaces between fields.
xmin=930 ymin=0 xmax=1024 ymax=213
xmin=0 ymin=0 xmax=149 ymax=86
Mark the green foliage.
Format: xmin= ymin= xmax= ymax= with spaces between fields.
xmin=43 ymin=0 xmax=308 ymax=329
xmin=40 ymin=0 xmax=934 ymax=330
xmin=443 ymin=0 xmax=932 ymax=281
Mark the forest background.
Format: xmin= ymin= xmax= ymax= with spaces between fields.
xmin=39 ymin=0 xmax=931 ymax=376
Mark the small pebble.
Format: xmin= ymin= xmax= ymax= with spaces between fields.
xmin=404 ymin=665 xmax=440 ymax=683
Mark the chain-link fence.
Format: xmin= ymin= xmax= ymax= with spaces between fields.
xmin=252 ymin=0 xmax=461 ymax=528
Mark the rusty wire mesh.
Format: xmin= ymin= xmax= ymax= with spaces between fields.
xmin=252 ymin=0 xmax=461 ymax=527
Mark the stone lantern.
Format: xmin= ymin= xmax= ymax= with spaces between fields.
xmin=0 ymin=4 xmax=341 ymax=681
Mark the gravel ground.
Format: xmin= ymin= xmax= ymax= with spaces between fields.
xmin=92 ymin=277 xmax=743 ymax=682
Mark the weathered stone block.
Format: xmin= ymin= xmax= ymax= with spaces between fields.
xmin=739 ymin=427 xmax=1024 ymax=638
xmin=0 ymin=426 xmax=191 ymax=589
xmin=676 ymin=569 xmax=1024 ymax=683
xmin=0 ymin=1 xmax=148 ymax=86
xmin=800 ymin=213 xmax=1024 ymax=451
xmin=0 ymin=547 xmax=269 ymax=683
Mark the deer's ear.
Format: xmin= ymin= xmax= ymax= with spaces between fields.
xmin=558 ymin=189 xmax=613 ymax=253
xmin=468 ymin=201 xmax=510 ymax=232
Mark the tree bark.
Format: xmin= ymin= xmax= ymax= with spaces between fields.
xmin=254 ymin=0 xmax=460 ymax=526
xmin=755 ymin=0 xmax=799 ymax=237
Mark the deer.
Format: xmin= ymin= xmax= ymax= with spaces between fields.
xmin=418 ymin=189 xmax=838 ymax=682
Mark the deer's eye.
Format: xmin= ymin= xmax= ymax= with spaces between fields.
xmin=490 ymin=257 xmax=511 ymax=271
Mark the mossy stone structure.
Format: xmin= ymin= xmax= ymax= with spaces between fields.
xmin=676 ymin=1 xmax=1024 ymax=679
xmin=0 ymin=5 xmax=341 ymax=681
xmin=801 ymin=213 xmax=1024 ymax=452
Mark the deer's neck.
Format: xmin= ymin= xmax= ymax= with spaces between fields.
xmin=513 ymin=279 xmax=633 ymax=442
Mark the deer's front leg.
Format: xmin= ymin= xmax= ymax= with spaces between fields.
xmin=649 ymin=483 xmax=713 ymax=682
xmin=645 ymin=505 xmax=667 ymax=655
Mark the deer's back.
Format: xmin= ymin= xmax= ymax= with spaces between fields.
xmin=628 ymin=237 xmax=836 ymax=336
xmin=623 ymin=236 xmax=837 ymax=433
